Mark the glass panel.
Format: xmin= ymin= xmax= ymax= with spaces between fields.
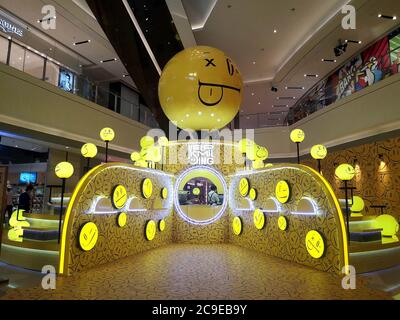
xmin=44 ymin=60 xmax=59 ymax=86
xmin=0 ymin=36 xmax=8 ymax=64
xmin=23 ymin=50 xmax=44 ymax=79
xmin=9 ymin=42 xmax=24 ymax=71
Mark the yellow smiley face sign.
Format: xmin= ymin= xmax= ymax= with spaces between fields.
xmin=278 ymin=216 xmax=288 ymax=231
xmin=253 ymin=208 xmax=265 ymax=230
xmin=249 ymin=188 xmax=257 ymax=201
xmin=112 ymin=185 xmax=128 ymax=210
xmin=161 ymin=187 xmax=168 ymax=200
xmin=290 ymin=129 xmax=305 ymax=143
xmin=275 ymin=180 xmax=290 ymax=204
xmin=79 ymin=222 xmax=99 ymax=251
xmin=159 ymin=219 xmax=166 ymax=232
xmin=310 ymin=144 xmax=327 ymax=160
xmin=335 ymin=164 xmax=356 ymax=181
xmin=305 ymin=230 xmax=325 ymax=259
xmin=158 ymin=46 xmax=243 ymax=130
xmin=232 ymin=216 xmax=242 ymax=236
xmin=141 ymin=178 xmax=153 ymax=199
xmin=117 ymin=212 xmax=127 ymax=228
xmin=239 ymin=177 xmax=250 ymax=197
xmin=145 ymin=220 xmax=156 ymax=241
xmin=100 ymin=127 xmax=115 ymax=142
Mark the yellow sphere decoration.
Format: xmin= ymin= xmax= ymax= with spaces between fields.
xmin=100 ymin=127 xmax=115 ymax=142
xmin=130 ymin=152 xmax=141 ymax=162
xmin=255 ymin=145 xmax=269 ymax=161
xmin=305 ymin=230 xmax=325 ymax=259
xmin=55 ymin=162 xmax=74 ymax=179
xmin=140 ymin=136 xmax=155 ymax=149
xmin=374 ymin=215 xmax=399 ymax=237
xmin=335 ymin=164 xmax=355 ymax=181
xmin=81 ymin=143 xmax=98 ymax=158
xmin=232 ymin=216 xmax=243 ymax=236
xmin=350 ymin=196 xmax=365 ymax=213
xmin=192 ymin=187 xmax=201 ymax=196
xmin=253 ymin=208 xmax=265 ymax=230
xmin=310 ymin=145 xmax=327 ymax=160
xmin=158 ymin=136 xmax=169 ymax=147
xmin=252 ymin=160 xmax=264 ymax=169
xmin=290 ymin=129 xmax=305 ymax=143
xmin=237 ymin=139 xmax=255 ymax=154
xmin=158 ymin=46 xmax=243 ymax=130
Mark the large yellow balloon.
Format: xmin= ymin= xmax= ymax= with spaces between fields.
xmin=55 ymin=162 xmax=74 ymax=179
xmin=310 ymin=145 xmax=327 ymax=160
xmin=81 ymin=143 xmax=98 ymax=158
xmin=335 ymin=164 xmax=355 ymax=181
xmin=290 ymin=129 xmax=305 ymax=143
xmin=158 ymin=46 xmax=243 ymax=130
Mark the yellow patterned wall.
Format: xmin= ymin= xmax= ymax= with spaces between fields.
xmin=229 ymin=165 xmax=347 ymax=275
xmin=60 ymin=163 xmax=174 ymax=275
xmin=303 ymin=136 xmax=400 ymax=220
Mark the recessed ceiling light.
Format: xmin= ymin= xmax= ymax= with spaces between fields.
xmin=217 ymin=119 xmax=221 ymax=122
xmin=251 ymin=92 xmax=255 ymax=96
xmin=100 ymin=58 xmax=118 ymax=63
xmin=258 ymin=102 xmax=261 ymax=105
xmin=378 ymin=13 xmax=397 ymax=20
xmin=198 ymin=111 xmax=202 ymax=115
xmin=122 ymin=74 xmax=130 ymax=78
xmin=252 ymin=61 xmax=256 ymax=65
xmin=211 ymin=113 xmax=215 ymax=117
xmin=273 ymin=29 xmax=277 ymax=33
xmin=73 ymin=40 xmax=91 ymax=46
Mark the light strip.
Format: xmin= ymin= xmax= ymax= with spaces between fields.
xmin=121 ymin=0 xmax=162 ymax=75
xmin=191 ymin=0 xmax=218 ymax=31
xmin=174 ymin=166 xmax=228 ymax=225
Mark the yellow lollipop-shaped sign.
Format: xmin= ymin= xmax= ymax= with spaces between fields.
xmin=79 ymin=222 xmax=99 ymax=251
xmin=130 ymin=152 xmax=141 ymax=162
xmin=290 ymin=129 xmax=305 ymax=143
xmin=253 ymin=208 xmax=265 ymax=230
xmin=100 ymin=127 xmax=115 ymax=142
xmin=232 ymin=216 xmax=242 ymax=236
xmin=310 ymin=144 xmax=327 ymax=160
xmin=335 ymin=164 xmax=355 ymax=181
xmin=140 ymin=136 xmax=155 ymax=149
xmin=81 ymin=143 xmax=98 ymax=158
xmin=55 ymin=162 xmax=74 ymax=179
xmin=305 ymin=230 xmax=325 ymax=259
xmin=145 ymin=220 xmax=156 ymax=241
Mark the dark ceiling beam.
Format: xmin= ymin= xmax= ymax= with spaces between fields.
xmin=86 ymin=0 xmax=183 ymax=133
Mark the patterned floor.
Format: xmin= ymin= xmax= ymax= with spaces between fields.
xmin=1 ymin=244 xmax=390 ymax=300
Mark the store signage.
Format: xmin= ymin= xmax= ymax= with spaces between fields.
xmin=188 ymin=143 xmax=214 ymax=165
xmin=0 ymin=16 xmax=24 ymax=37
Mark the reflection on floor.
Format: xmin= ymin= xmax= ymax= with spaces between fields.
xmin=0 ymin=261 xmax=42 ymax=298
xmin=360 ymin=264 xmax=400 ymax=300
xmin=0 ymin=244 xmax=391 ymax=300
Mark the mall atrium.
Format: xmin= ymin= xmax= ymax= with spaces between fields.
xmin=0 ymin=0 xmax=399 ymax=302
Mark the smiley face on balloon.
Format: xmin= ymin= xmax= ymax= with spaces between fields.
xmin=158 ymin=46 xmax=243 ymax=130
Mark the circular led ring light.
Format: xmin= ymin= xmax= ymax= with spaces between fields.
xmin=174 ymin=166 xmax=228 ymax=225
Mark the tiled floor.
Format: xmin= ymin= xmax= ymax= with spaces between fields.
xmin=0 ymin=244 xmax=391 ymax=300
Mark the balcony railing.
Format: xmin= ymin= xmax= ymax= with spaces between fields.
xmin=0 ymin=33 xmax=159 ymax=128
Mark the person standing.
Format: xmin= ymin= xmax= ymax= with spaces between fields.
xmin=18 ymin=184 xmax=34 ymax=213
xmin=4 ymin=185 xmax=13 ymax=226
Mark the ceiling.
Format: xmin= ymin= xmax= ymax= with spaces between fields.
xmin=0 ymin=0 xmax=137 ymax=88
xmin=176 ymin=0 xmax=400 ymax=126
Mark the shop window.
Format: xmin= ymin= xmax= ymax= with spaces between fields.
xmin=9 ymin=42 xmax=24 ymax=71
xmin=0 ymin=36 xmax=8 ymax=64
xmin=24 ymin=50 xmax=44 ymax=79
xmin=45 ymin=60 xmax=59 ymax=86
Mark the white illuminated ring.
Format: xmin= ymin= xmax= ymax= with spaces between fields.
xmin=174 ymin=166 xmax=228 ymax=225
